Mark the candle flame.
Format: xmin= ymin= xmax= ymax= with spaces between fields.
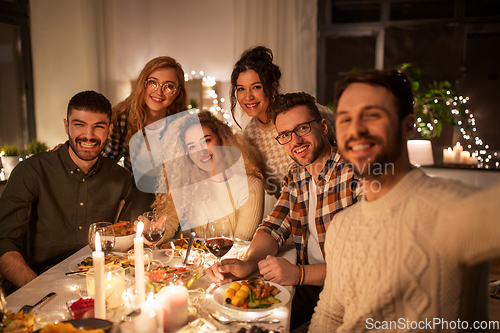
xmin=95 ymin=232 xmax=101 ymax=252
xmin=136 ymin=221 xmax=144 ymax=238
xmin=170 ymin=241 xmax=175 ymax=249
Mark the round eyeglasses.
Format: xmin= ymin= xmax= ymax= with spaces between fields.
xmin=145 ymin=78 xmax=177 ymax=96
xmin=275 ymin=119 xmax=319 ymax=145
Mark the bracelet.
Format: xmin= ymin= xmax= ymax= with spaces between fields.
xmin=297 ymin=264 xmax=305 ymax=286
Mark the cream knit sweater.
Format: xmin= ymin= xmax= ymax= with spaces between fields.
xmin=310 ymin=168 xmax=500 ymax=332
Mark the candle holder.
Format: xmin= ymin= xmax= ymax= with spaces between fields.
xmin=87 ymin=266 xmax=126 ymax=309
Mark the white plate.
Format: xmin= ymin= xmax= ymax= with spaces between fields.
xmin=68 ymin=255 xmax=90 ymax=272
xmin=67 ymin=252 xmax=128 ymax=272
xmin=213 ymin=281 xmax=291 ymax=312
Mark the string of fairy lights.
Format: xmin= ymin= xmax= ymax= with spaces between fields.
xmin=447 ymin=92 xmax=498 ymax=169
xmin=428 ymin=91 xmax=500 ymax=169
xmin=184 ymin=71 xmax=234 ymax=129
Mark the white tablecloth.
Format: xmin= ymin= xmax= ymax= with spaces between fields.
xmin=6 ymin=242 xmax=297 ymax=332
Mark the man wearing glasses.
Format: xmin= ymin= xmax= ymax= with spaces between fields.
xmin=207 ymin=92 xmax=362 ymax=330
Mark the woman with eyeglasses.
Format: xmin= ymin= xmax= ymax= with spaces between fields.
xmin=103 ymin=56 xmax=188 ymax=218
xmin=103 ymin=56 xmax=188 ymax=173
xmin=230 ymin=46 xmax=335 ymax=198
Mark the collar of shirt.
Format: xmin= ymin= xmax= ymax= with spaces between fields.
xmin=60 ymin=141 xmax=100 ymax=179
xmin=291 ymin=142 xmax=342 ymax=184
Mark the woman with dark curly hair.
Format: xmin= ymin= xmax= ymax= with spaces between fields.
xmin=152 ymin=111 xmax=266 ymax=241
xmin=230 ymin=46 xmax=335 ymax=198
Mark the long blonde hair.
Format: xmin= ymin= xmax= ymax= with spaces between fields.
xmin=153 ymin=111 xmax=266 ymax=216
xmin=114 ymin=56 xmax=188 ymax=145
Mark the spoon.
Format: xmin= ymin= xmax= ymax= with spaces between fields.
xmin=183 ymin=232 xmax=196 ymax=266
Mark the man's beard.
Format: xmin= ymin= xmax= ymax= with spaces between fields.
xmin=343 ymin=126 xmax=404 ymax=178
xmin=290 ymin=140 xmax=325 ymax=166
xmin=68 ymin=134 xmax=104 ymax=162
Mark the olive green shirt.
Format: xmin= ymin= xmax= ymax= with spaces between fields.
xmin=0 ymin=142 xmax=133 ymax=274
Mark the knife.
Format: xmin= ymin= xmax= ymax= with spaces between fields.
xmin=183 ymin=232 xmax=196 ymax=266
xmin=18 ymin=292 xmax=57 ymax=314
xmin=65 ymin=270 xmax=89 ymax=276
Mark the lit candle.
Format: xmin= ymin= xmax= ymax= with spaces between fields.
xmin=133 ymin=310 xmax=157 ymax=333
xmin=135 ymin=221 xmax=145 ymax=304
xmin=453 ymin=142 xmax=463 ymax=163
xmin=443 ymin=147 xmax=454 ymax=164
xmin=157 ymin=284 xmax=188 ymax=332
xmin=93 ymin=232 xmax=106 ymax=319
xmin=141 ymin=293 xmax=164 ymax=330
xmin=460 ymin=151 xmax=470 ymax=164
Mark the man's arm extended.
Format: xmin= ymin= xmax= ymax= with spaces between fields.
xmin=0 ymin=251 xmax=37 ymax=287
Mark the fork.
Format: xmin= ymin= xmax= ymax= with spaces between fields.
xmin=196 ymin=305 xmax=280 ymax=325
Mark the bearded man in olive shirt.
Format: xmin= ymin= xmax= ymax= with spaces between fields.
xmin=0 ymin=90 xmax=133 ymax=291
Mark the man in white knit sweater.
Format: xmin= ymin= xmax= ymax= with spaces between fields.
xmin=309 ymin=69 xmax=500 ymax=332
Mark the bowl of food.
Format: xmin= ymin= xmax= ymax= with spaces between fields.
xmin=66 ymin=297 xmax=96 ymax=319
xmin=112 ymin=221 xmax=135 ymax=252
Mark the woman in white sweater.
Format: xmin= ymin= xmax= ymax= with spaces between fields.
xmin=152 ymin=111 xmax=266 ymax=241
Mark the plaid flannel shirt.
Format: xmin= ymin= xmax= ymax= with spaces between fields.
xmin=256 ymin=144 xmax=362 ymax=265
xmin=102 ymin=111 xmax=131 ymax=173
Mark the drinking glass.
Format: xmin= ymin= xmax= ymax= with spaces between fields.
xmin=88 ymin=222 xmax=115 ymax=255
xmin=204 ymin=216 xmax=234 ymax=266
xmin=142 ymin=211 xmax=166 ymax=251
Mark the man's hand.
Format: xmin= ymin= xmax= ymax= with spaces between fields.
xmin=0 ymin=251 xmax=37 ymax=287
xmin=258 ymin=255 xmax=300 ymax=286
xmin=206 ymin=258 xmax=257 ymax=284
xmin=48 ymin=143 xmax=64 ymax=152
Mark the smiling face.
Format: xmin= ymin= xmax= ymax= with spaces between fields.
xmin=144 ymin=67 xmax=180 ymax=117
xmin=184 ymin=124 xmax=224 ymax=174
xmin=275 ymin=105 xmax=330 ymax=166
xmin=236 ymin=70 xmax=271 ymax=123
xmin=335 ymin=82 xmax=413 ymax=177
xmin=64 ymin=109 xmax=112 ymax=163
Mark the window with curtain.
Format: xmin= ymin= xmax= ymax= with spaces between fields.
xmin=0 ymin=0 xmax=35 ymax=155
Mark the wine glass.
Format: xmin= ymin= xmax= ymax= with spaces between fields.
xmin=88 ymin=222 xmax=115 ymax=255
xmin=204 ymin=216 xmax=234 ymax=267
xmin=142 ymin=211 xmax=166 ymax=251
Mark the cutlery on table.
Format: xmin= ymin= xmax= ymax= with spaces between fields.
xmin=196 ymin=305 xmax=280 ymax=325
xmin=183 ymin=232 xmax=196 ymax=266
xmin=65 ymin=270 xmax=89 ymax=276
xmin=18 ymin=292 xmax=57 ymax=314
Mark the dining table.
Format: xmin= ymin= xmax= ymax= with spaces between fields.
xmin=5 ymin=240 xmax=297 ymax=333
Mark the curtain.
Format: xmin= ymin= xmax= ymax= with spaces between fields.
xmin=233 ymin=0 xmax=318 ymax=96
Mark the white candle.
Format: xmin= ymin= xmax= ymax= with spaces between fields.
xmin=133 ymin=310 xmax=157 ymax=333
xmin=93 ymin=232 xmax=106 ymax=319
xmin=157 ymin=284 xmax=188 ymax=332
xmin=460 ymin=151 xmax=470 ymax=164
xmin=141 ymin=293 xmax=164 ymax=331
xmin=87 ymin=265 xmax=126 ymax=309
xmin=453 ymin=142 xmax=463 ymax=163
xmin=135 ymin=221 xmax=146 ymax=304
xmin=443 ymin=147 xmax=454 ymax=164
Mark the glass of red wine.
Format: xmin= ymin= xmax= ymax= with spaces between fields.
xmin=142 ymin=211 xmax=166 ymax=251
xmin=204 ymin=216 xmax=234 ymax=272
xmin=88 ymin=222 xmax=115 ymax=255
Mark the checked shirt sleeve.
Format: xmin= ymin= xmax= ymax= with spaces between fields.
xmin=255 ymin=169 xmax=297 ymax=248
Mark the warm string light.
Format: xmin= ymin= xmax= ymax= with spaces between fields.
xmin=450 ymin=95 xmax=498 ymax=169
xmin=185 ymin=70 xmax=233 ymax=128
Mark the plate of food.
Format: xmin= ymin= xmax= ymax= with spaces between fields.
xmin=161 ymin=237 xmax=208 ymax=253
xmin=213 ymin=279 xmax=290 ymax=312
xmin=145 ymin=266 xmax=202 ymax=292
xmin=68 ymin=253 xmax=129 ymax=272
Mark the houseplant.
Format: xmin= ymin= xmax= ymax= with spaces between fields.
xmin=399 ymin=63 xmax=466 ymax=140
xmin=26 ymin=139 xmax=48 ymax=156
xmin=1 ymin=145 xmax=21 ymax=178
